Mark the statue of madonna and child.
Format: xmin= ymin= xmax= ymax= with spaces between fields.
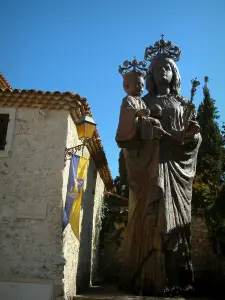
xmin=115 ymin=35 xmax=202 ymax=296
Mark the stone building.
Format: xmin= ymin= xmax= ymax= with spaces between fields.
xmin=0 ymin=73 xmax=114 ymax=300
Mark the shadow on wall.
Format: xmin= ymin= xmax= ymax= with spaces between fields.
xmin=76 ymin=159 xmax=97 ymax=293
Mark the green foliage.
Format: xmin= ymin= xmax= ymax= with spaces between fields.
xmin=114 ymin=175 xmax=129 ymax=198
xmin=100 ymin=197 xmax=128 ymax=235
xmin=115 ymin=149 xmax=129 ymax=198
xmin=206 ymin=183 xmax=225 ymax=254
xmin=193 ymin=77 xmax=224 ymax=211
xmin=193 ymin=77 xmax=225 ymax=253
xmin=193 ymin=174 xmax=219 ymax=209
xmin=100 ymin=151 xmax=129 ymax=241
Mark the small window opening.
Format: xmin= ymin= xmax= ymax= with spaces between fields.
xmin=0 ymin=114 xmax=9 ymax=150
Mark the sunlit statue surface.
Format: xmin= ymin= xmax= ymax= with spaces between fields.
xmin=115 ymin=35 xmax=202 ymax=296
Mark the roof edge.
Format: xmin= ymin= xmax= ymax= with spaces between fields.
xmin=0 ymin=87 xmax=114 ymax=191
xmin=0 ymin=73 xmax=12 ymax=90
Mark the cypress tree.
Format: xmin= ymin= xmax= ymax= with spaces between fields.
xmin=193 ymin=77 xmax=224 ymax=210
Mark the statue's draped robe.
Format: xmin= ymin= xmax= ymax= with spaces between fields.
xmin=116 ymin=94 xmax=201 ymax=296
xmin=115 ymin=95 xmax=153 ymax=149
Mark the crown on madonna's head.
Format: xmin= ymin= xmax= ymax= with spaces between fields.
xmin=144 ymin=34 xmax=181 ymax=62
xmin=118 ymin=57 xmax=148 ymax=77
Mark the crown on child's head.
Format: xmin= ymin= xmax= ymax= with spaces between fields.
xmin=144 ymin=34 xmax=181 ymax=62
xmin=118 ymin=57 xmax=148 ymax=77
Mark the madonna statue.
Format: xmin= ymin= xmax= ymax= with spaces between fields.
xmin=115 ymin=36 xmax=202 ymax=296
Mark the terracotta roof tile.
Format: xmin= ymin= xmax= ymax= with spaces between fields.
xmin=0 ymin=86 xmax=114 ymax=190
xmin=0 ymin=89 xmax=87 ymax=110
xmin=0 ymin=73 xmax=12 ymax=90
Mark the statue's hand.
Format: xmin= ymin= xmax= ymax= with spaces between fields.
xmin=144 ymin=117 xmax=161 ymax=128
xmin=136 ymin=108 xmax=150 ymax=117
xmin=153 ymin=126 xmax=166 ymax=140
xmin=184 ymin=120 xmax=200 ymax=138
xmin=151 ymin=117 xmax=161 ymax=128
xmin=139 ymin=116 xmax=162 ymax=128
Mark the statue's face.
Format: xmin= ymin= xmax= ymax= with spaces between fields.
xmin=126 ymin=76 xmax=144 ymax=96
xmin=130 ymin=76 xmax=144 ymax=96
xmin=153 ymin=60 xmax=173 ymax=87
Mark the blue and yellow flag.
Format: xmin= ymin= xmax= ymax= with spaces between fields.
xmin=63 ymin=154 xmax=88 ymax=239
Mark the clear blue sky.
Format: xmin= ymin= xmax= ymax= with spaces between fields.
xmin=1 ymin=0 xmax=225 ymax=178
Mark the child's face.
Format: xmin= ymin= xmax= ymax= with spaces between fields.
xmin=128 ymin=77 xmax=144 ymax=96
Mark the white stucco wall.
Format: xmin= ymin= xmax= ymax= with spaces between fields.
xmin=0 ymin=108 xmax=68 ymax=298
xmin=90 ymin=172 xmax=105 ymax=285
xmin=62 ymin=114 xmax=89 ymax=299
xmin=0 ymin=107 xmax=106 ymax=300
xmin=62 ymin=115 xmax=105 ymax=298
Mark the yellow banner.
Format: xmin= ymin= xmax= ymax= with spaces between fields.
xmin=63 ymin=155 xmax=88 ymax=240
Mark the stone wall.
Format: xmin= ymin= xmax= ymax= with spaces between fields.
xmin=191 ymin=215 xmax=225 ymax=294
xmin=0 ymin=108 xmax=105 ymax=299
xmin=62 ymin=114 xmax=105 ymax=297
xmin=62 ymin=112 xmax=88 ymax=299
xmin=0 ymin=108 xmax=68 ymax=298
xmin=90 ymin=171 xmax=105 ymax=285
xmin=191 ymin=215 xmax=211 ymax=272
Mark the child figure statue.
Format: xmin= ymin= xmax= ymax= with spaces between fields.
xmin=115 ymin=58 xmax=164 ymax=148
